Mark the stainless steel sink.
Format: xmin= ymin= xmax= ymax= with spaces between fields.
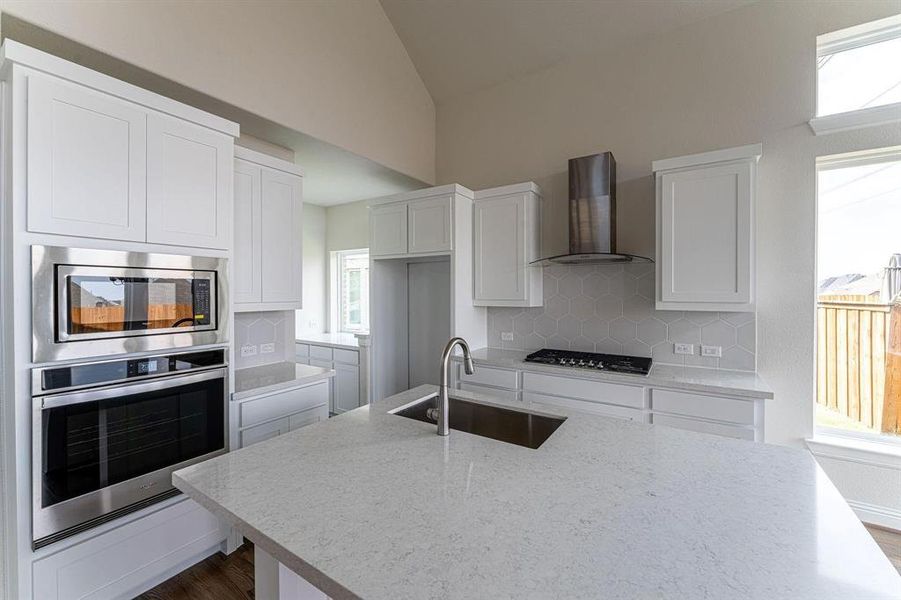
xmin=391 ymin=396 xmax=565 ymax=449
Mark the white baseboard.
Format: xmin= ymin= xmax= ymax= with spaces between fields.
xmin=849 ymin=499 xmax=901 ymax=532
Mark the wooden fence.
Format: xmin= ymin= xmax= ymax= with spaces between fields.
xmin=816 ymin=300 xmax=901 ymax=434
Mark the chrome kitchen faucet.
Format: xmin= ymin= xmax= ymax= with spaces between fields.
xmin=435 ymin=337 xmax=474 ymax=435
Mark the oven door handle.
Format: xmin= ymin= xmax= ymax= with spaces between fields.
xmin=39 ymin=367 xmax=227 ymax=410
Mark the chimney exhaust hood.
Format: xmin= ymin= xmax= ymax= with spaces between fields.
xmin=532 ymin=152 xmax=652 ymax=266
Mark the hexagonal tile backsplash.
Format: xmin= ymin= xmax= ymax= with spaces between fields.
xmin=487 ymin=264 xmax=756 ymax=371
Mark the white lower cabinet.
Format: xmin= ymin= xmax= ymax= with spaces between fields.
xmin=32 ymin=497 xmax=225 ymax=600
xmin=237 ymin=382 xmax=329 ymax=448
xmin=296 ymin=342 xmax=363 ymax=414
xmin=451 ymin=359 xmax=765 ymax=441
xmin=334 ymin=364 xmax=361 ymax=413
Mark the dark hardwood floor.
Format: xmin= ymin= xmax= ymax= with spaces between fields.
xmin=135 ymin=542 xmax=254 ymax=600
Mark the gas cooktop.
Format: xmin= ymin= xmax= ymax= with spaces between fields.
xmin=524 ymin=348 xmax=652 ymax=376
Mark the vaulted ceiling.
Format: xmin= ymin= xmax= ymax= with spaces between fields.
xmin=380 ymin=0 xmax=756 ymax=103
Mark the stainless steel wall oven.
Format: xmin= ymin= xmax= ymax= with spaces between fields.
xmin=32 ymin=349 xmax=228 ymax=549
xmin=32 ymin=245 xmax=228 ymax=362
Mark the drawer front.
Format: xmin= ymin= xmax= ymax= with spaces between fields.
xmin=523 ymin=391 xmax=643 ymax=421
xmin=334 ymin=348 xmax=359 ymax=365
xmin=459 ymin=382 xmax=521 ymax=403
xmin=295 ymin=343 xmax=310 ymax=358
xmin=240 ymin=417 xmax=290 ymax=447
xmin=652 ymin=414 xmax=755 ymax=441
xmin=309 ymin=345 xmax=333 ymax=361
xmin=521 ymin=372 xmax=645 ymax=409
xmin=240 ymin=382 xmax=330 ymax=428
xmin=651 ymin=389 xmax=754 ymax=425
xmin=288 ymin=404 xmax=329 ymax=430
xmin=309 ymin=358 xmax=333 ymax=370
xmin=459 ymin=364 xmax=518 ymax=389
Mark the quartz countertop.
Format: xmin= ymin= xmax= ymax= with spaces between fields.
xmin=459 ymin=347 xmax=773 ymax=399
xmin=296 ymin=332 xmax=367 ymax=350
xmin=173 ymin=385 xmax=898 ymax=599
xmin=232 ymin=361 xmax=334 ymax=401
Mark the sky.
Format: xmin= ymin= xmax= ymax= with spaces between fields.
xmin=816 ymin=34 xmax=901 ymax=282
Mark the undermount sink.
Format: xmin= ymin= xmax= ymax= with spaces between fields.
xmin=391 ymin=395 xmax=565 ymax=449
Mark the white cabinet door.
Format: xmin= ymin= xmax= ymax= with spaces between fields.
xmin=658 ymin=160 xmax=752 ymax=309
xmin=475 ymin=193 xmax=527 ymax=303
xmin=233 ymin=159 xmax=262 ymax=304
xmin=408 ymin=196 xmax=452 ymax=253
xmin=240 ymin=417 xmax=291 ymax=447
xmin=334 ymin=364 xmax=360 ymax=413
xmin=146 ymin=113 xmax=233 ymax=249
xmin=370 ymin=203 xmax=408 ymax=256
xmin=27 ymin=74 xmax=147 ymax=241
xmin=260 ymin=167 xmax=303 ymax=304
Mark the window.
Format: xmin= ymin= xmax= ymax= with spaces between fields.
xmin=334 ymin=250 xmax=369 ymax=333
xmin=811 ymin=14 xmax=901 ymax=133
xmin=816 ymin=148 xmax=901 ymax=442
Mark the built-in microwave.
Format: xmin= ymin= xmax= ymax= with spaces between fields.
xmin=32 ymin=246 xmax=229 ymax=362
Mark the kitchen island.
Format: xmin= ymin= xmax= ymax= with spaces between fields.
xmin=173 ymin=385 xmax=901 ymax=599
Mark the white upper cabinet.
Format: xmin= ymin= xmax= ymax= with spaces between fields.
xmin=19 ymin=49 xmax=238 ymax=248
xmin=234 ymin=147 xmax=303 ymax=310
xmin=146 ymin=114 xmax=233 ymax=249
xmin=369 ymin=186 xmax=462 ymax=258
xmin=408 ymin=196 xmax=452 ymax=254
xmin=27 ymin=74 xmax=148 ymax=241
xmin=233 ymin=160 xmax=262 ymax=304
xmin=653 ymin=144 xmax=761 ymax=312
xmin=473 ymin=183 xmax=543 ymax=307
xmin=260 ymin=167 xmax=303 ymax=303
xmin=370 ymin=203 xmax=408 ymax=257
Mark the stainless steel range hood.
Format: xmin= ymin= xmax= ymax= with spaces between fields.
xmin=532 ymin=152 xmax=652 ymax=266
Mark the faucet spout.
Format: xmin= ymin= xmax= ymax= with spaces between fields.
xmin=438 ymin=337 xmax=473 ymax=436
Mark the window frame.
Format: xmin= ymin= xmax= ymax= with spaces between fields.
xmin=810 ymin=13 xmax=901 ymax=135
xmin=814 ymin=145 xmax=901 ymax=447
xmin=332 ymin=248 xmax=370 ymax=334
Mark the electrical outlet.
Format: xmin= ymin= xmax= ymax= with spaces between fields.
xmin=260 ymin=343 xmax=276 ymax=354
xmin=673 ymin=343 xmax=694 ymax=355
xmin=501 ymin=332 xmax=514 ymax=342
xmin=701 ymin=345 xmax=722 ymax=358
xmin=240 ymin=344 xmax=258 ymax=357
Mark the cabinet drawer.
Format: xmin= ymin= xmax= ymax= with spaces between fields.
xmin=309 ymin=345 xmax=333 ymax=361
xmin=295 ymin=343 xmax=310 ymax=358
xmin=240 ymin=417 xmax=289 ymax=447
xmin=652 ymin=414 xmax=755 ymax=441
xmin=650 ymin=389 xmax=754 ymax=425
xmin=239 ymin=382 xmax=329 ymax=428
xmin=288 ymin=404 xmax=328 ymax=430
xmin=459 ymin=364 xmax=518 ymax=389
xmin=459 ymin=382 xmax=521 ymax=403
xmin=521 ymin=372 xmax=645 ymax=409
xmin=32 ymin=498 xmax=223 ymax=600
xmin=524 ymin=391 xmax=643 ymax=421
xmin=334 ymin=348 xmax=359 ymax=365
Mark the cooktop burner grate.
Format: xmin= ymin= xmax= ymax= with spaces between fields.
xmin=523 ymin=348 xmax=652 ymax=376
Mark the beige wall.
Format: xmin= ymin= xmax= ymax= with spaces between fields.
xmin=326 ymin=200 xmax=370 ymax=252
xmin=435 ymin=0 xmax=901 ymax=449
xmin=298 ymin=204 xmax=328 ymax=336
xmin=0 ymin=0 xmax=436 ymax=184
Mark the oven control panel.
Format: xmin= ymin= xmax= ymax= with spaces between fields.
xmin=37 ymin=349 xmax=227 ymax=394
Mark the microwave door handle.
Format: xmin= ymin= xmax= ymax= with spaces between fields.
xmin=39 ymin=368 xmax=226 ymax=410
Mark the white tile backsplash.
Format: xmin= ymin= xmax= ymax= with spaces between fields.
xmin=235 ymin=310 xmax=295 ymax=369
xmin=487 ymin=263 xmax=757 ymax=370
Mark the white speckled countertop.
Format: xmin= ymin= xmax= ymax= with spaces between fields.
xmin=233 ymin=361 xmax=334 ymax=401
xmin=460 ymin=347 xmax=774 ymax=399
xmin=174 ymin=385 xmax=898 ymax=599
xmin=296 ymin=332 xmax=367 ymax=350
